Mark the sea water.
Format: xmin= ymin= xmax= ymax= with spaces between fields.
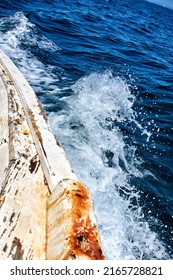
xmin=0 ymin=0 xmax=172 ymax=259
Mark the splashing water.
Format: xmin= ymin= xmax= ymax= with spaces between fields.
xmin=0 ymin=12 xmax=60 ymax=98
xmin=48 ymin=72 xmax=169 ymax=259
xmin=0 ymin=12 xmax=169 ymax=259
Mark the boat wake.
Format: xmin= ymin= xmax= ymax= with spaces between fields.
xmin=0 ymin=11 xmax=170 ymax=259
xmin=48 ymin=71 xmax=169 ymax=259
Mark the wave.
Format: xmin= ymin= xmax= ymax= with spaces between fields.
xmin=0 ymin=12 xmax=60 ymax=98
xmin=48 ymin=71 xmax=169 ymax=259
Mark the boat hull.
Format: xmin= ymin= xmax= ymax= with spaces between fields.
xmin=0 ymin=49 xmax=104 ymax=260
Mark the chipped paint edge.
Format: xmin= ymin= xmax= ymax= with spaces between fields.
xmin=0 ymin=49 xmax=77 ymax=193
xmin=0 ymin=49 xmax=105 ymax=260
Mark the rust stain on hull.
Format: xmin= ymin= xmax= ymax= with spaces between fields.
xmin=28 ymin=108 xmax=43 ymax=146
xmin=0 ymin=49 xmax=104 ymax=260
xmin=47 ymin=180 xmax=104 ymax=260
xmin=66 ymin=181 xmax=104 ymax=260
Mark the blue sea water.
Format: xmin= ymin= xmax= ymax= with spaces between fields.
xmin=0 ymin=0 xmax=173 ymax=259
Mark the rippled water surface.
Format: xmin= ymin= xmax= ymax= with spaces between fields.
xmin=0 ymin=0 xmax=173 ymax=259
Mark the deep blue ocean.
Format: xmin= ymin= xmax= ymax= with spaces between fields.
xmin=0 ymin=0 xmax=172 ymax=259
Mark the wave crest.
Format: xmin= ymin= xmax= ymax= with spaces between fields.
xmin=48 ymin=71 xmax=169 ymax=259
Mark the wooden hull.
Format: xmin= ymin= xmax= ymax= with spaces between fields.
xmin=0 ymin=49 xmax=104 ymax=260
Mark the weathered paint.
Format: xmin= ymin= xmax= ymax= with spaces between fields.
xmin=0 ymin=49 xmax=77 ymax=193
xmin=0 ymin=75 xmax=9 ymax=193
xmin=0 ymin=49 xmax=104 ymax=260
xmin=47 ymin=179 xmax=104 ymax=260
xmin=0 ymin=60 xmax=48 ymax=259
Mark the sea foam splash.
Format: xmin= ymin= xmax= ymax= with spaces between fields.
xmin=0 ymin=12 xmax=60 ymax=100
xmin=48 ymin=72 xmax=169 ymax=259
xmin=0 ymin=12 xmax=169 ymax=259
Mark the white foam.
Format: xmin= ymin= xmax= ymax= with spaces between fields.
xmin=48 ymin=72 xmax=169 ymax=259
xmin=0 ymin=12 xmax=60 ymax=98
xmin=0 ymin=12 xmax=169 ymax=259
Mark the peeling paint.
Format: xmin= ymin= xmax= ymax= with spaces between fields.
xmin=29 ymin=155 xmax=40 ymax=174
xmin=9 ymin=212 xmax=15 ymax=225
xmin=0 ymin=49 xmax=104 ymax=260
xmin=10 ymin=237 xmax=24 ymax=260
xmin=3 ymin=244 xmax=8 ymax=253
xmin=3 ymin=216 xmax=6 ymax=222
xmin=0 ymin=55 xmax=48 ymax=260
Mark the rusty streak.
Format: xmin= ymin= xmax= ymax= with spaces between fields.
xmin=48 ymin=180 xmax=104 ymax=260
xmin=28 ymin=109 xmax=43 ymax=145
xmin=37 ymin=100 xmax=48 ymax=124
xmin=68 ymin=181 xmax=104 ymax=260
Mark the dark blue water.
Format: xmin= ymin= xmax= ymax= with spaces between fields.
xmin=0 ymin=0 xmax=173 ymax=259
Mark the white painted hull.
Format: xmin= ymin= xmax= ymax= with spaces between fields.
xmin=0 ymin=49 xmax=104 ymax=260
